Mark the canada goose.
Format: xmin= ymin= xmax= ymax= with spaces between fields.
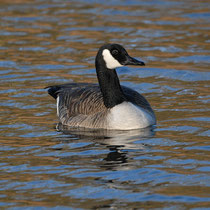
xmin=46 ymin=44 xmax=156 ymax=130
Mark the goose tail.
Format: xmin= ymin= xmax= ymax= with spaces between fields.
xmin=45 ymin=85 xmax=60 ymax=99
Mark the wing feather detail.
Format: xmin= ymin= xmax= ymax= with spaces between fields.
xmin=46 ymin=83 xmax=154 ymax=128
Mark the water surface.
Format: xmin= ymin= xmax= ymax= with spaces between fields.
xmin=0 ymin=0 xmax=210 ymax=209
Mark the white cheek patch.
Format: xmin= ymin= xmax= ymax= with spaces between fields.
xmin=102 ymin=49 xmax=123 ymax=69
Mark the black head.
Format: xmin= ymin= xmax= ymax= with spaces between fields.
xmin=98 ymin=43 xmax=145 ymax=69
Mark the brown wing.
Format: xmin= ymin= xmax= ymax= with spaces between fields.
xmin=47 ymin=83 xmax=154 ymax=115
xmin=47 ymin=83 xmax=106 ymax=116
xmin=122 ymin=86 xmax=154 ymax=114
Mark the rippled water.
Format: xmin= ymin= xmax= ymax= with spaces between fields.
xmin=0 ymin=0 xmax=210 ymax=208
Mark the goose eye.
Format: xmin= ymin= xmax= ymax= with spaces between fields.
xmin=111 ymin=49 xmax=118 ymax=55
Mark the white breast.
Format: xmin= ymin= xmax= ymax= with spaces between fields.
xmin=107 ymin=102 xmax=156 ymax=130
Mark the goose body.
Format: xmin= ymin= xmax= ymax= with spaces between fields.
xmin=47 ymin=44 xmax=156 ymax=130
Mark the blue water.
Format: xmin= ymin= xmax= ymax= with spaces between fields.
xmin=0 ymin=0 xmax=209 ymax=209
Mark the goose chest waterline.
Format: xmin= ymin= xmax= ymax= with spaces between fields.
xmin=47 ymin=43 xmax=156 ymax=130
xmin=107 ymin=102 xmax=156 ymax=130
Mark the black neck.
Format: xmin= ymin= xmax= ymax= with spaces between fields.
xmin=95 ymin=53 xmax=126 ymax=108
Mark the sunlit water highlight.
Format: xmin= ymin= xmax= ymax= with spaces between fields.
xmin=0 ymin=0 xmax=209 ymax=209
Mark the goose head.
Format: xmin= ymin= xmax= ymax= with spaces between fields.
xmin=96 ymin=43 xmax=145 ymax=70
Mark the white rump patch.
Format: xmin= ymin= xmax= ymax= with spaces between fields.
xmin=107 ymin=102 xmax=156 ymax=130
xmin=102 ymin=49 xmax=123 ymax=69
xmin=56 ymin=96 xmax=60 ymax=117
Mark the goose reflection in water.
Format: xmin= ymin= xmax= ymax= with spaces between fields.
xmin=56 ymin=123 xmax=155 ymax=169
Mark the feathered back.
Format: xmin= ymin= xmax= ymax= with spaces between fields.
xmin=46 ymin=83 xmax=154 ymax=129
